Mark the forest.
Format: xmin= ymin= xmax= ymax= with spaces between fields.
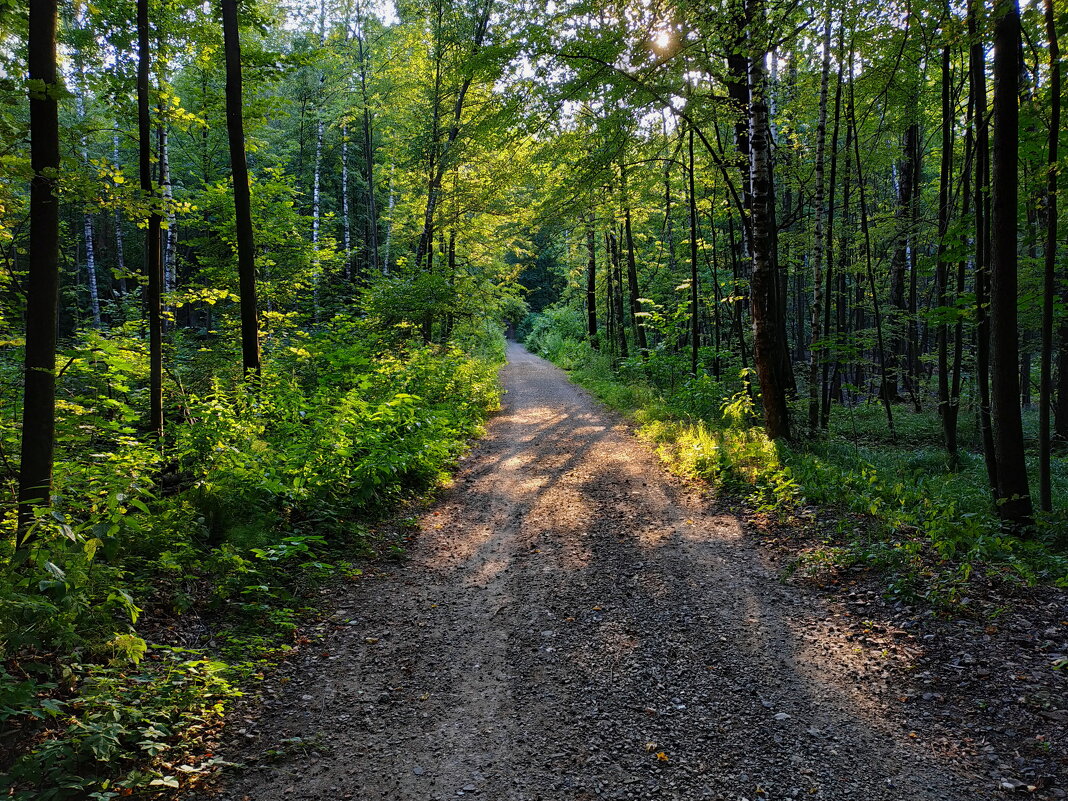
xmin=0 ymin=0 xmax=1066 ymax=794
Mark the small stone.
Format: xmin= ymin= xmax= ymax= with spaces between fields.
xmin=413 ymin=766 xmax=425 ymax=776
xmin=774 ymin=713 xmax=791 ymax=721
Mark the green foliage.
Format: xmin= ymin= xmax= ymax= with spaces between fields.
xmin=524 ymin=307 xmax=1068 ymax=599
xmin=0 ymin=313 xmax=505 ymax=797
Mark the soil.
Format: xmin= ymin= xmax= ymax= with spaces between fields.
xmin=190 ymin=341 xmax=1066 ymax=800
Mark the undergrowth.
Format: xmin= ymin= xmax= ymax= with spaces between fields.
xmin=0 ymin=315 xmax=505 ymax=799
xmin=522 ymin=308 xmax=1068 ymax=604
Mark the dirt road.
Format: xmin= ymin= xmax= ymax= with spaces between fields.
xmin=200 ymin=341 xmax=994 ymax=800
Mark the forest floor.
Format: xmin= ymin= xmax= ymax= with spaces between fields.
xmin=189 ymin=341 xmax=1066 ymax=801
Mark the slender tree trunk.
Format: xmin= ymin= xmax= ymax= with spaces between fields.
xmin=809 ymin=3 xmax=832 ymax=429
xmin=312 ymin=115 xmax=323 ymax=315
xmin=951 ymin=55 xmax=975 ymax=473
xmin=341 ymin=124 xmax=352 ymax=279
xmin=222 ymin=0 xmax=261 ymax=376
xmin=850 ymin=65 xmax=896 ymax=438
xmin=18 ymin=0 xmax=61 ymax=538
xmin=74 ymin=51 xmax=101 ymax=327
xmin=112 ymin=132 xmax=127 ymax=296
xmin=383 ymin=165 xmax=395 ymax=275
xmin=621 ymin=162 xmax=647 ymax=354
xmin=990 ymin=0 xmax=1034 ymax=527
xmin=970 ymin=0 xmax=999 ymax=492
xmin=607 ymin=226 xmax=628 ymax=358
xmin=159 ymin=115 xmax=175 ymax=299
xmin=1040 ymin=0 xmax=1060 ymax=510
xmin=415 ymin=0 xmax=492 ymax=271
xmin=356 ymin=30 xmax=379 ymax=272
xmin=605 ymin=231 xmax=616 ymax=356
xmin=689 ymin=125 xmax=700 ymax=377
xmin=586 ymin=222 xmax=598 ymax=348
xmin=820 ymin=45 xmax=844 ymax=429
xmin=138 ymin=0 xmax=163 ymax=437
xmin=936 ymin=22 xmax=957 ymax=464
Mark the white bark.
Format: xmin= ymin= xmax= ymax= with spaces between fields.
xmin=382 ymin=164 xmax=394 ymax=275
xmin=75 ymin=53 xmax=101 ymax=327
xmin=112 ymin=132 xmax=126 ymax=294
xmin=341 ymin=123 xmax=351 ymax=278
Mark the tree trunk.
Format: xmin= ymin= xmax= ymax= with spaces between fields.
xmin=222 ymin=0 xmax=261 ymax=376
xmin=808 ymin=3 xmax=832 ymax=429
xmin=1040 ymin=0 xmax=1060 ymax=510
xmin=112 ymin=132 xmax=127 ymax=296
xmin=586 ymin=222 xmax=598 ymax=348
xmin=850 ymin=65 xmax=896 ymax=438
xmin=74 ymin=49 xmax=101 ymax=327
xmin=936 ymin=22 xmax=957 ymax=464
xmin=138 ymin=0 xmax=163 ymax=437
xmin=970 ymin=0 xmax=999 ymax=492
xmin=312 ymin=115 xmax=323 ymax=315
xmin=689 ymin=125 xmax=700 ymax=377
xmin=18 ymin=0 xmax=61 ymax=538
xmin=989 ymin=0 xmax=1034 ymax=527
xmin=820 ymin=42 xmax=844 ymax=429
xmin=621 ymin=162 xmax=648 ymax=354
xmin=612 ymin=226 xmax=628 ymax=358
xmin=748 ymin=4 xmax=791 ymax=440
xmin=341 ymin=124 xmax=352 ymax=279
xmin=356 ymin=28 xmax=380 ymax=273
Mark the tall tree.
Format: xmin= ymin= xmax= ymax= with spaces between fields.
xmin=586 ymin=221 xmax=598 ymax=348
xmin=17 ymin=0 xmax=62 ymax=538
xmin=989 ymin=0 xmax=1034 ymax=527
xmin=138 ymin=0 xmax=164 ymax=436
xmin=222 ymin=0 xmax=261 ymax=375
xmin=747 ymin=0 xmax=792 ymax=440
xmin=1039 ymin=0 xmax=1060 ymax=511
xmin=935 ymin=8 xmax=958 ymax=464
xmin=808 ymin=2 xmax=832 ymax=429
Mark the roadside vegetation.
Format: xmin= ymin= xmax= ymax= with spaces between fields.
xmin=521 ymin=308 xmax=1068 ymax=601
xmin=0 ymin=314 xmax=506 ymax=799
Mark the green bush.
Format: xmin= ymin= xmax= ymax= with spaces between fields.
xmin=0 ymin=312 xmax=505 ymax=798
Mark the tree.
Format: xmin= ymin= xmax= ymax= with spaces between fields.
xmin=17 ymin=0 xmax=61 ymax=538
xmin=138 ymin=0 xmax=164 ymax=436
xmin=1039 ymin=0 xmax=1060 ymax=512
xmin=989 ymin=0 xmax=1034 ymax=527
xmin=222 ymin=0 xmax=261 ymax=376
xmin=747 ymin=0 xmax=792 ymax=440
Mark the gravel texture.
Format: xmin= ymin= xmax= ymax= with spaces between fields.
xmin=193 ymin=341 xmax=1025 ymax=800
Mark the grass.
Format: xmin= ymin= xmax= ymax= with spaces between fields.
xmin=522 ymin=321 xmax=1068 ymax=604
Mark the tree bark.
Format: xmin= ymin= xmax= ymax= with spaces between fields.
xmin=222 ymin=0 xmax=261 ymax=376
xmin=586 ymin=222 xmax=598 ymax=348
xmin=748 ymin=1 xmax=792 ymax=440
xmin=1040 ymin=0 xmax=1060 ymax=510
xmin=74 ymin=46 xmax=101 ymax=327
xmin=689 ymin=125 xmax=700 ymax=378
xmin=936 ymin=20 xmax=957 ymax=464
xmin=18 ymin=0 xmax=61 ymax=538
xmin=970 ymin=0 xmax=999 ymax=493
xmin=355 ymin=20 xmax=380 ymax=273
xmin=808 ymin=3 xmax=832 ymax=429
xmin=989 ymin=0 xmax=1034 ymax=527
xmin=138 ymin=0 xmax=163 ymax=436
xmin=621 ymin=161 xmax=648 ymax=355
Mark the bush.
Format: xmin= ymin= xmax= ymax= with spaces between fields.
xmin=0 ymin=312 xmax=505 ymax=798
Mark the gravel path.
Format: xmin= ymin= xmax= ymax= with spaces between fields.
xmin=200 ymin=341 xmax=995 ymax=800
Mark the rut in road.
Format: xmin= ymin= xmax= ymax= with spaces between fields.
xmin=199 ymin=341 xmax=990 ymax=801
